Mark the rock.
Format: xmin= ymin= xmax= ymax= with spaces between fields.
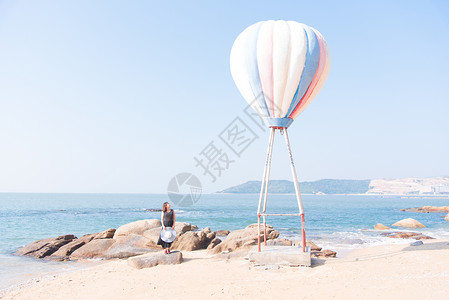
xmin=50 ymin=234 xmax=96 ymax=259
xmin=144 ymin=209 xmax=162 ymax=212
xmin=15 ymin=235 xmax=77 ymax=258
xmin=312 ymin=249 xmax=336 ymax=258
xmin=114 ymin=219 xmax=161 ymax=238
xmin=210 ymin=224 xmax=279 ymax=254
xmin=214 ymin=230 xmax=230 ymax=236
xmin=410 ymin=241 xmax=423 ymax=246
xmin=445 ymin=213 xmax=449 ymax=222
xmin=374 ymin=223 xmax=391 ymax=230
xmin=169 ymin=227 xmax=217 ymax=251
xmin=392 ymin=218 xmax=425 ymax=228
xmin=51 ymin=229 xmax=116 ymax=260
xmin=104 ymin=234 xmax=155 ymax=259
xmin=70 ymin=239 xmax=116 ymax=259
xmin=174 ymin=222 xmax=193 ymax=235
xmin=206 ymin=237 xmax=222 ymax=250
xmin=142 ymin=227 xmax=163 ymax=248
xmin=95 ymin=228 xmax=116 ymax=239
xmin=267 ymin=238 xmax=292 ymax=246
xmin=294 ymin=240 xmax=322 ymax=251
xmin=127 ymin=251 xmax=183 ymax=269
xmin=202 ymin=227 xmax=211 ymax=234
xmin=381 ymin=232 xmax=434 ymax=240
xmin=404 ymin=206 xmax=449 ymax=213
xmin=198 ymin=228 xmax=215 ymax=247
xmin=171 ymin=231 xmax=203 ymax=251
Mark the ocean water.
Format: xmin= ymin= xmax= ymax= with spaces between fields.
xmin=1 ymin=193 xmax=448 ymax=290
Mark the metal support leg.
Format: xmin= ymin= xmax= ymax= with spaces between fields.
xmin=257 ymin=128 xmax=275 ymax=252
xmin=283 ymin=128 xmax=306 ymax=252
xmin=262 ymin=129 xmax=275 ymax=246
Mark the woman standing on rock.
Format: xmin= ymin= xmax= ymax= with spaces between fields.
xmin=157 ymin=202 xmax=176 ymax=254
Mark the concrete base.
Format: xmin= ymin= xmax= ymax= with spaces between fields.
xmin=248 ymin=245 xmax=311 ymax=267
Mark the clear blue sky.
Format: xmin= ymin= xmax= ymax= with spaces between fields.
xmin=0 ymin=0 xmax=448 ymax=193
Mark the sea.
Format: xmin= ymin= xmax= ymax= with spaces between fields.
xmin=1 ymin=193 xmax=448 ymax=291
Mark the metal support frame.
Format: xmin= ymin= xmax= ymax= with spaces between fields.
xmin=257 ymin=127 xmax=306 ymax=253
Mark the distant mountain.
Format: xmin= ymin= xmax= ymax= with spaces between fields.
xmin=218 ymin=179 xmax=371 ymax=194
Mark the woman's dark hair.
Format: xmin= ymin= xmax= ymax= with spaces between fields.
xmin=162 ymin=202 xmax=170 ymax=212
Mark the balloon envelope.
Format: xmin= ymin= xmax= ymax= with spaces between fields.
xmin=230 ymin=20 xmax=330 ymax=128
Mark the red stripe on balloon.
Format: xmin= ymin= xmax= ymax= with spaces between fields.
xmin=289 ymin=29 xmax=326 ymax=119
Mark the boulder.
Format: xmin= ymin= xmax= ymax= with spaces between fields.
xmin=198 ymin=228 xmax=216 ymax=248
xmin=104 ymin=234 xmax=156 ymax=259
xmin=294 ymin=240 xmax=322 ymax=251
xmin=382 ymin=232 xmax=433 ymax=240
xmin=210 ymin=224 xmax=279 ymax=254
xmin=95 ymin=228 xmax=116 ymax=239
xmin=171 ymin=231 xmax=203 ymax=251
xmin=70 ymin=239 xmax=116 ymax=259
xmin=127 ymin=251 xmax=183 ymax=269
xmin=312 ymin=249 xmax=336 ymax=258
xmin=174 ymin=222 xmax=193 ymax=235
xmin=50 ymin=234 xmax=96 ymax=259
xmin=267 ymin=238 xmax=292 ymax=246
xmin=206 ymin=237 xmax=222 ymax=250
xmin=114 ymin=219 xmax=161 ymax=238
xmin=392 ymin=218 xmax=425 ymax=228
xmin=445 ymin=213 xmax=449 ymax=222
xmin=214 ymin=230 xmax=230 ymax=236
xmin=374 ymin=223 xmax=391 ymax=230
xmin=15 ymin=235 xmax=77 ymax=258
xmin=142 ymin=227 xmax=163 ymax=248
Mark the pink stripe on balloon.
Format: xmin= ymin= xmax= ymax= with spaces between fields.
xmin=289 ymin=29 xmax=326 ymax=119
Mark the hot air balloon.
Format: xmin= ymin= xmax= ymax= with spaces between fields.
xmin=230 ymin=20 xmax=330 ymax=254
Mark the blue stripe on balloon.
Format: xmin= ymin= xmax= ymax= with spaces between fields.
xmin=245 ymin=22 xmax=269 ymax=118
xmin=285 ymin=26 xmax=320 ymax=118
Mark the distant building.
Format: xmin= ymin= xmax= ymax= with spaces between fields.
xmin=435 ymin=185 xmax=449 ymax=194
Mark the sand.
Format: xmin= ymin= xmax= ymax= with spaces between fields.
xmin=2 ymin=240 xmax=449 ymax=300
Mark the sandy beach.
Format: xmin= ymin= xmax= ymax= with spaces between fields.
xmin=2 ymin=239 xmax=449 ymax=300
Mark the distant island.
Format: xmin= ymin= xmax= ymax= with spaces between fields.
xmin=217 ymin=177 xmax=449 ymax=195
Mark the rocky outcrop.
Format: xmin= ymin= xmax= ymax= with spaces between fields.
xmin=15 ymin=235 xmax=76 ymax=258
xmin=114 ymin=219 xmax=161 ymax=238
xmin=402 ymin=206 xmax=449 ymax=213
xmin=392 ymin=218 xmax=425 ymax=228
xmin=127 ymin=251 xmax=183 ymax=269
xmin=209 ymin=224 xmax=279 ymax=254
xmin=50 ymin=234 xmax=96 ymax=260
xmin=381 ymin=232 xmax=434 ymax=240
xmin=374 ymin=223 xmax=391 ymax=230
xmin=15 ymin=220 xmax=292 ymax=262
